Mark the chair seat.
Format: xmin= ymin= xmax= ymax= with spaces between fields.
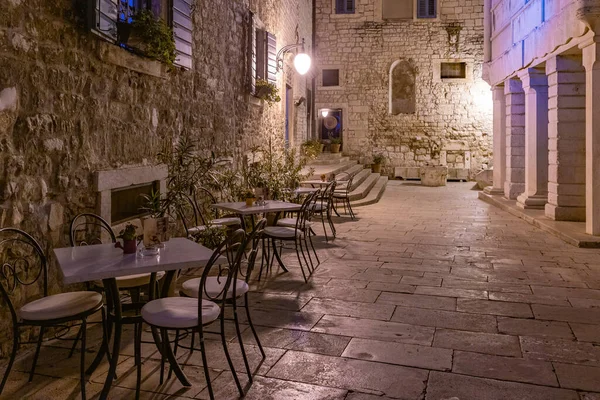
xmin=276 ymin=218 xmax=313 ymax=228
xmin=141 ymin=297 xmax=220 ymax=329
xmin=20 ymin=291 xmax=103 ymax=321
xmin=212 ymin=217 xmax=242 ymax=226
xmin=181 ymin=277 xmax=249 ymax=299
xmin=94 ymin=271 xmax=165 ymax=289
xmin=311 ymin=203 xmax=326 ymax=212
xmin=333 ymin=192 xmax=350 ymax=198
xmin=264 ymin=226 xmax=300 ymax=238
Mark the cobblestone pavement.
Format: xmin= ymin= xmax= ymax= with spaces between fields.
xmin=3 ymin=181 xmax=600 ymax=399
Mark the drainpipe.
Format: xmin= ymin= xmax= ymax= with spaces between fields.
xmin=311 ymin=0 xmax=317 ymax=140
xmin=483 ymin=0 xmax=491 ymax=63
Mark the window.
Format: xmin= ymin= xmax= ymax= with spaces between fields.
xmin=322 ymin=69 xmax=340 ymax=87
xmin=417 ymin=0 xmax=436 ymax=18
xmin=251 ymin=20 xmax=277 ymax=94
xmin=88 ymin=0 xmax=193 ymax=69
xmin=336 ymin=0 xmax=355 ymax=14
xmin=440 ymin=62 xmax=466 ymax=79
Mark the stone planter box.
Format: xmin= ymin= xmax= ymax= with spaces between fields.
xmin=420 ymin=166 xmax=448 ymax=187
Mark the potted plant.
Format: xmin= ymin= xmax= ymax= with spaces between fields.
xmin=242 ymin=189 xmax=256 ymax=206
xmin=330 ymin=137 xmax=342 ymax=154
xmin=301 ymin=139 xmax=322 ymax=160
xmin=116 ymin=223 xmax=138 ymax=254
xmin=254 ymin=79 xmax=281 ymax=105
xmin=139 ymin=189 xmax=171 ymax=243
xmin=194 ymin=225 xmax=227 ymax=250
xmin=320 ymin=173 xmax=327 ymax=182
xmin=117 ymin=10 xmax=177 ymax=69
xmin=372 ymin=153 xmax=386 ymax=174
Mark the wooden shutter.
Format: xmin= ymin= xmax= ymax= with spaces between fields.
xmin=266 ymin=32 xmax=277 ymax=84
xmin=172 ymin=0 xmax=193 ymax=69
xmin=346 ymin=0 xmax=355 ymax=13
xmin=417 ymin=0 xmax=436 ymax=18
xmin=335 ymin=0 xmax=345 ymax=13
xmin=255 ymin=28 xmax=266 ymax=83
xmin=88 ymin=0 xmax=118 ymax=41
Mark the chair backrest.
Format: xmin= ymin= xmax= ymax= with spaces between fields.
xmin=193 ymin=186 xmax=219 ymax=222
xmin=239 ymin=218 xmax=267 ymax=283
xmin=70 ymin=213 xmax=116 ymax=246
xmin=295 ymin=190 xmax=319 ymax=231
xmin=335 ymin=172 xmax=354 ymax=195
xmin=176 ymin=194 xmax=203 ymax=239
xmin=197 ymin=229 xmax=246 ymax=322
xmin=322 ymin=180 xmax=337 ymax=209
xmin=0 ymin=228 xmax=48 ymax=324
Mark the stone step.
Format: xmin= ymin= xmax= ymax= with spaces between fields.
xmin=348 ymin=173 xmax=380 ymax=201
xmin=304 ymin=160 xmax=357 ymax=179
xmin=348 ymin=168 xmax=372 ymax=191
xmin=352 ymin=176 xmax=388 ymax=207
xmin=310 ymin=154 xmax=349 ymax=165
xmin=314 ymin=152 xmax=343 ymax=160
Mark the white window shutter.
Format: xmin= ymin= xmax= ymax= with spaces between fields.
xmin=172 ymin=0 xmax=193 ymax=69
xmin=266 ymin=32 xmax=277 ymax=84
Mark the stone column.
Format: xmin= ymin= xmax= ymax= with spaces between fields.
xmin=516 ymin=68 xmax=549 ymax=209
xmin=545 ymin=55 xmax=586 ymax=221
xmin=504 ymin=78 xmax=526 ymax=199
xmin=484 ymin=85 xmax=506 ymax=195
xmin=582 ymin=38 xmax=600 ymax=235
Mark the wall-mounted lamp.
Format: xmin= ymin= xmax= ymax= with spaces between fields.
xmin=276 ymin=38 xmax=311 ymax=75
xmin=321 ymin=109 xmax=329 ymax=118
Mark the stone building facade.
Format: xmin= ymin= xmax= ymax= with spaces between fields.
xmin=0 ymin=0 xmax=312 ymax=354
xmin=313 ymin=0 xmax=493 ymax=178
xmin=482 ymin=0 xmax=600 ymax=236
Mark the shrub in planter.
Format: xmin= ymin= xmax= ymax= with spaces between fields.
xmin=254 ymin=79 xmax=281 ymax=105
xmin=330 ymin=137 xmax=342 ymax=153
xmin=372 ymin=153 xmax=386 ymax=174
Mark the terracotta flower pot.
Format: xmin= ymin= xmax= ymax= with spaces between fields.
xmin=372 ymin=163 xmax=382 ymax=174
xmin=121 ymin=239 xmax=138 ymax=254
xmin=245 ymin=197 xmax=256 ymax=206
xmin=330 ymin=143 xmax=341 ymax=153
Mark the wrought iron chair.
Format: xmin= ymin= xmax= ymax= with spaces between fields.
xmin=332 ymin=171 xmax=357 ymax=220
xmin=262 ymin=191 xmax=319 ymax=282
xmin=141 ymin=230 xmax=247 ymax=399
xmin=310 ymin=180 xmax=337 ymax=241
xmin=180 ymin=219 xmax=267 ymax=383
xmin=0 ymin=228 xmax=105 ymax=400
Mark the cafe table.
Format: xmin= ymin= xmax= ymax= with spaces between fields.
xmin=212 ymin=200 xmax=302 ymax=272
xmin=54 ymin=237 xmax=220 ymax=399
xmin=301 ymin=179 xmax=348 ymax=188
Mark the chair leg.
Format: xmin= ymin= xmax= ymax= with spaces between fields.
xmin=0 ymin=328 xmax=19 ymax=396
xmin=198 ymin=328 xmax=214 ymax=400
xmin=295 ymin=239 xmax=309 ymax=283
xmin=321 ymin=214 xmax=329 ymax=242
xmin=232 ymin=301 xmax=252 ymax=381
xmin=167 ymin=329 xmax=180 ymax=381
xmin=190 ymin=328 xmax=195 ymax=355
xmin=220 ymin=311 xmax=244 ymax=396
xmin=244 ymin=293 xmax=265 ymax=359
xmin=86 ymin=307 xmax=112 ymax=376
xmin=308 ymin=231 xmax=320 ymax=266
xmin=80 ymin=319 xmax=87 ymax=400
xmin=29 ymin=326 xmax=45 ymax=382
xmin=303 ymin=232 xmax=315 ymax=270
xmin=135 ymin=322 xmax=142 ymax=400
xmin=68 ymin=324 xmax=82 ymax=358
xmin=347 ymin=198 xmax=356 ymax=220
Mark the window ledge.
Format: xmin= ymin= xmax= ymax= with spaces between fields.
xmin=97 ymin=41 xmax=168 ymax=79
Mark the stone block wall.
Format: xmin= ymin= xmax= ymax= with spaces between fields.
xmin=314 ymin=0 xmax=493 ymax=176
xmin=0 ymin=0 xmax=312 ymax=355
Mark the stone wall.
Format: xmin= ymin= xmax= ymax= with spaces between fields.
xmin=314 ymin=0 xmax=493 ymax=176
xmin=0 ymin=0 xmax=312 ymax=355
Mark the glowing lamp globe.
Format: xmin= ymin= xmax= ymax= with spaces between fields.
xmin=294 ymin=53 xmax=311 ymax=75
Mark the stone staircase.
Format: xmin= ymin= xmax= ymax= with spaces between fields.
xmin=302 ymin=153 xmax=388 ymax=207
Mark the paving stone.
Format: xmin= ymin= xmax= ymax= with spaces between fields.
xmin=342 ymin=337 xmax=452 ymax=370
xmin=345 ymin=393 xmax=396 ymax=400
xmin=489 ymin=292 xmax=571 ymax=306
xmin=312 ymin=315 xmax=434 ymax=345
xmin=239 ymin=308 xmax=323 ymax=331
xmin=555 ymin=363 xmax=600 ymax=392
xmin=580 ymin=392 xmax=600 ymax=400
xmin=569 ymin=323 xmax=600 ymax=343
xmin=267 ymin=350 xmax=428 ymax=399
xmin=520 ymin=336 xmax=600 ymax=366
xmin=532 ymin=304 xmax=600 ymax=324
xmin=453 ymin=350 xmax=558 ymax=386
xmin=307 ymin=286 xmax=381 ymax=303
xmin=350 ymin=271 xmax=401 ymax=283
xmin=248 ymin=292 xmax=313 ymax=311
xmin=425 ymin=371 xmax=578 ymax=400
xmin=285 ymin=332 xmax=352 ymax=357
xmin=241 ymin=376 xmax=347 ymax=399
xmin=442 ymin=279 xmax=532 ymax=294
xmin=301 ymin=298 xmax=395 ymax=320
xmin=497 ymin=317 xmax=574 ymax=339
xmin=325 ymin=278 xmax=369 ymax=289
xmin=414 ymin=286 xmax=489 ymax=299
xmin=433 ymin=329 xmax=521 ymax=357
xmin=456 ymin=299 xmax=533 ymax=318
xmin=365 ymin=281 xmax=417 ymax=293
xmin=532 ymin=286 xmax=600 ymax=299
xmin=400 ymin=275 xmax=442 ymax=286
xmin=568 ymin=297 xmax=600 ymax=308
xmin=376 ymin=291 xmax=456 ymax=310
xmin=391 ymin=307 xmax=498 ymax=333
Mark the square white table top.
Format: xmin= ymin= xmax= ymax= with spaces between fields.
xmin=294 ymin=187 xmax=319 ymax=195
xmin=54 ymin=238 xmax=217 ymax=284
xmin=212 ymin=200 xmax=301 ymax=216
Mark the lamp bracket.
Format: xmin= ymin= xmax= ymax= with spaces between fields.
xmin=276 ymin=38 xmax=306 ymax=72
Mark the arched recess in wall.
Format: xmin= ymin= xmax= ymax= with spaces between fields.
xmin=389 ymin=59 xmax=416 ymax=115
